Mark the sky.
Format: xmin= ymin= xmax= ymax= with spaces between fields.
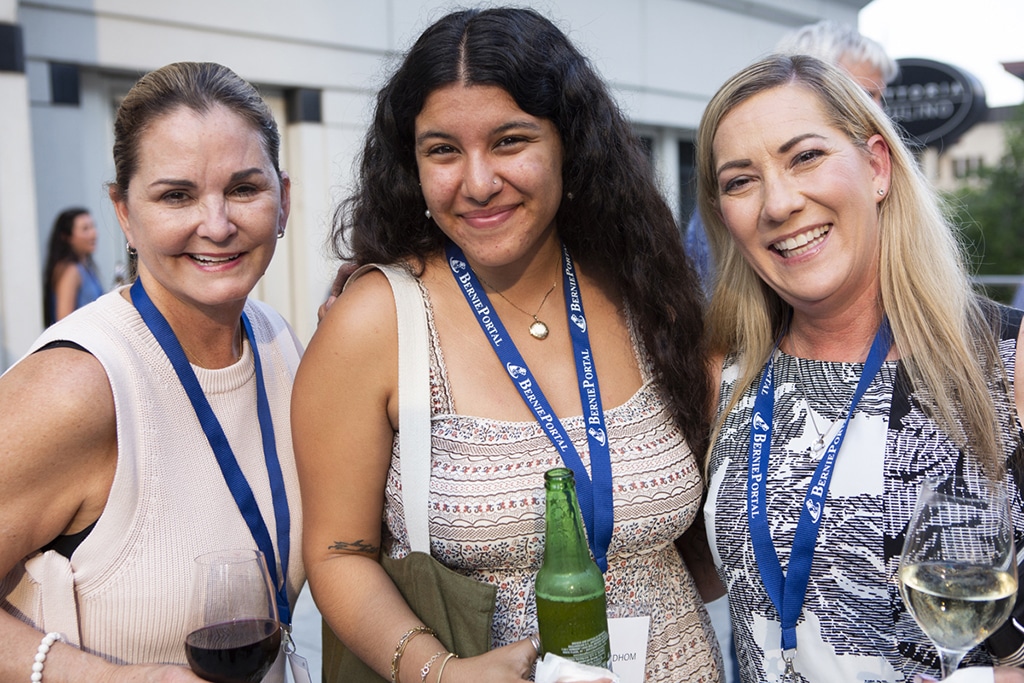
xmin=859 ymin=0 xmax=1024 ymax=107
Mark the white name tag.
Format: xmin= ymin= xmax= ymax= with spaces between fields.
xmin=608 ymin=615 xmax=650 ymax=683
xmin=286 ymin=650 xmax=312 ymax=683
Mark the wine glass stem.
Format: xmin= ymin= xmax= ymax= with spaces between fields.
xmin=936 ymin=647 xmax=967 ymax=679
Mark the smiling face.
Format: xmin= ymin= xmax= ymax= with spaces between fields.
xmin=712 ymin=83 xmax=890 ymax=319
xmin=112 ymin=104 xmax=289 ymax=320
xmin=414 ymin=83 xmax=564 ymax=274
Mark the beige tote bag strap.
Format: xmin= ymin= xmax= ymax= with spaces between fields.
xmin=348 ymin=264 xmax=432 ymax=553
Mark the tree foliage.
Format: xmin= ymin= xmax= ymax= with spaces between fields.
xmin=946 ymin=103 xmax=1024 ymax=302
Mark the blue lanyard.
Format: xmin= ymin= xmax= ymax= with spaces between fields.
xmin=130 ymin=280 xmax=292 ymax=625
xmin=748 ymin=319 xmax=891 ymax=653
xmin=446 ymin=242 xmax=614 ymax=572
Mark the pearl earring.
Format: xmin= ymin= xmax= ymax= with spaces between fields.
xmin=425 ymin=209 xmax=432 ymax=219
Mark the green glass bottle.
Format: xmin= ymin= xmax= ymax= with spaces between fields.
xmin=535 ymin=467 xmax=611 ymax=669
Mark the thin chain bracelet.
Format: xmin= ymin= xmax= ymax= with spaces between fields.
xmin=420 ymin=650 xmax=447 ymax=682
xmin=31 ymin=632 xmax=62 ymax=683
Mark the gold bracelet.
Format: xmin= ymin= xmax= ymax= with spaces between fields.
xmin=391 ymin=626 xmax=437 ymax=683
xmin=420 ymin=650 xmax=448 ymax=683
xmin=434 ymin=652 xmax=457 ymax=683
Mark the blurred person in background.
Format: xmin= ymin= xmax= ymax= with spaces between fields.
xmin=43 ymin=207 xmax=104 ymax=325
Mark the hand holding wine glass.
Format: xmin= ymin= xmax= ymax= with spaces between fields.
xmin=185 ymin=549 xmax=282 ymax=683
xmin=898 ymin=476 xmax=1018 ymax=679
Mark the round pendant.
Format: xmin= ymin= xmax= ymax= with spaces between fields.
xmin=529 ymin=320 xmax=550 ymax=340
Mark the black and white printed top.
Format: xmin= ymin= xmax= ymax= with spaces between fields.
xmin=705 ymin=306 xmax=1024 ymax=683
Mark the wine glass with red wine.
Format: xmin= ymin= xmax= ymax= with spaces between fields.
xmin=185 ymin=549 xmax=282 ymax=683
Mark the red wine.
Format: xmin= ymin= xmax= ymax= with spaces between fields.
xmin=185 ymin=618 xmax=281 ymax=683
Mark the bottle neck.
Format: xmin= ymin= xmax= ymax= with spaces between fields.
xmin=542 ymin=481 xmax=594 ymax=571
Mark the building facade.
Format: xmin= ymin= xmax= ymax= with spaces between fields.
xmin=919 ymin=104 xmax=1020 ymax=193
xmin=0 ymin=0 xmax=869 ymax=369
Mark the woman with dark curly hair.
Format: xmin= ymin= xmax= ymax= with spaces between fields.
xmin=293 ymin=7 xmax=722 ymax=683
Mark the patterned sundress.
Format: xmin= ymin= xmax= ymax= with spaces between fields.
xmin=381 ymin=277 xmax=723 ymax=682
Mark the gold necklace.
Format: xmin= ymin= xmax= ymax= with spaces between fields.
xmin=478 ymin=269 xmax=558 ymax=341
xmin=179 ymin=325 xmax=244 ymax=368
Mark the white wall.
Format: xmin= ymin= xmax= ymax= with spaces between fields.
xmin=0 ymin=0 xmax=42 ymax=367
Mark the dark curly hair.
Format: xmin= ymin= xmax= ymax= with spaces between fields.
xmin=334 ymin=7 xmax=710 ymax=459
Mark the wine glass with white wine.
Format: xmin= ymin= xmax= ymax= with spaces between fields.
xmin=898 ymin=476 xmax=1017 ymax=679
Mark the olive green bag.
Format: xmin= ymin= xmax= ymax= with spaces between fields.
xmin=321 ymin=265 xmax=497 ymax=682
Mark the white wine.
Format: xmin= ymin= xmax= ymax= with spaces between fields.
xmin=899 ymin=562 xmax=1017 ymax=651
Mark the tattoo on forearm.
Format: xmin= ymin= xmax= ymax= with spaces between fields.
xmin=328 ymin=539 xmax=378 ymax=555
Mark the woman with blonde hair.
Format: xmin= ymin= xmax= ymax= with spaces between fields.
xmin=698 ymin=53 xmax=1024 ymax=682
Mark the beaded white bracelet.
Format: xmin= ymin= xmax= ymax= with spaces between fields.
xmin=31 ymin=632 xmax=62 ymax=683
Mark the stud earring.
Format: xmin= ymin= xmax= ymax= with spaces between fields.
xmin=877 ymin=188 xmax=886 ymax=196
xmin=425 ymin=209 xmax=432 ymax=219
xmin=277 ymin=227 xmax=285 ymax=239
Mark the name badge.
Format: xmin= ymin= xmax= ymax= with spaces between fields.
xmin=608 ymin=615 xmax=650 ymax=683
xmin=287 ymin=650 xmax=313 ymax=683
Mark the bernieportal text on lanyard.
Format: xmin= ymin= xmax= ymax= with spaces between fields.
xmin=446 ymin=242 xmax=614 ymax=573
xmin=130 ymin=279 xmax=292 ymax=625
xmin=748 ymin=318 xmax=891 ymax=657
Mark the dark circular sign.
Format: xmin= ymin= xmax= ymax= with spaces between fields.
xmin=883 ymin=57 xmax=987 ymax=147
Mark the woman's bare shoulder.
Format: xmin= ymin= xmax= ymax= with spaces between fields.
xmin=0 ymin=347 xmax=116 ymax=569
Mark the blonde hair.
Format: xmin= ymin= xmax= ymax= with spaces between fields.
xmin=697 ymin=54 xmax=1010 ymax=476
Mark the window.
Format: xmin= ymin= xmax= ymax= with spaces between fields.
xmin=952 ymin=156 xmax=984 ymax=179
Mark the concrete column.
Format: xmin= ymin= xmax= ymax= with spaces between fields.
xmin=0 ymin=11 xmax=43 ymax=370
xmin=279 ymin=119 xmax=332 ymax=346
xmin=656 ymin=130 xmax=682 ymax=224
